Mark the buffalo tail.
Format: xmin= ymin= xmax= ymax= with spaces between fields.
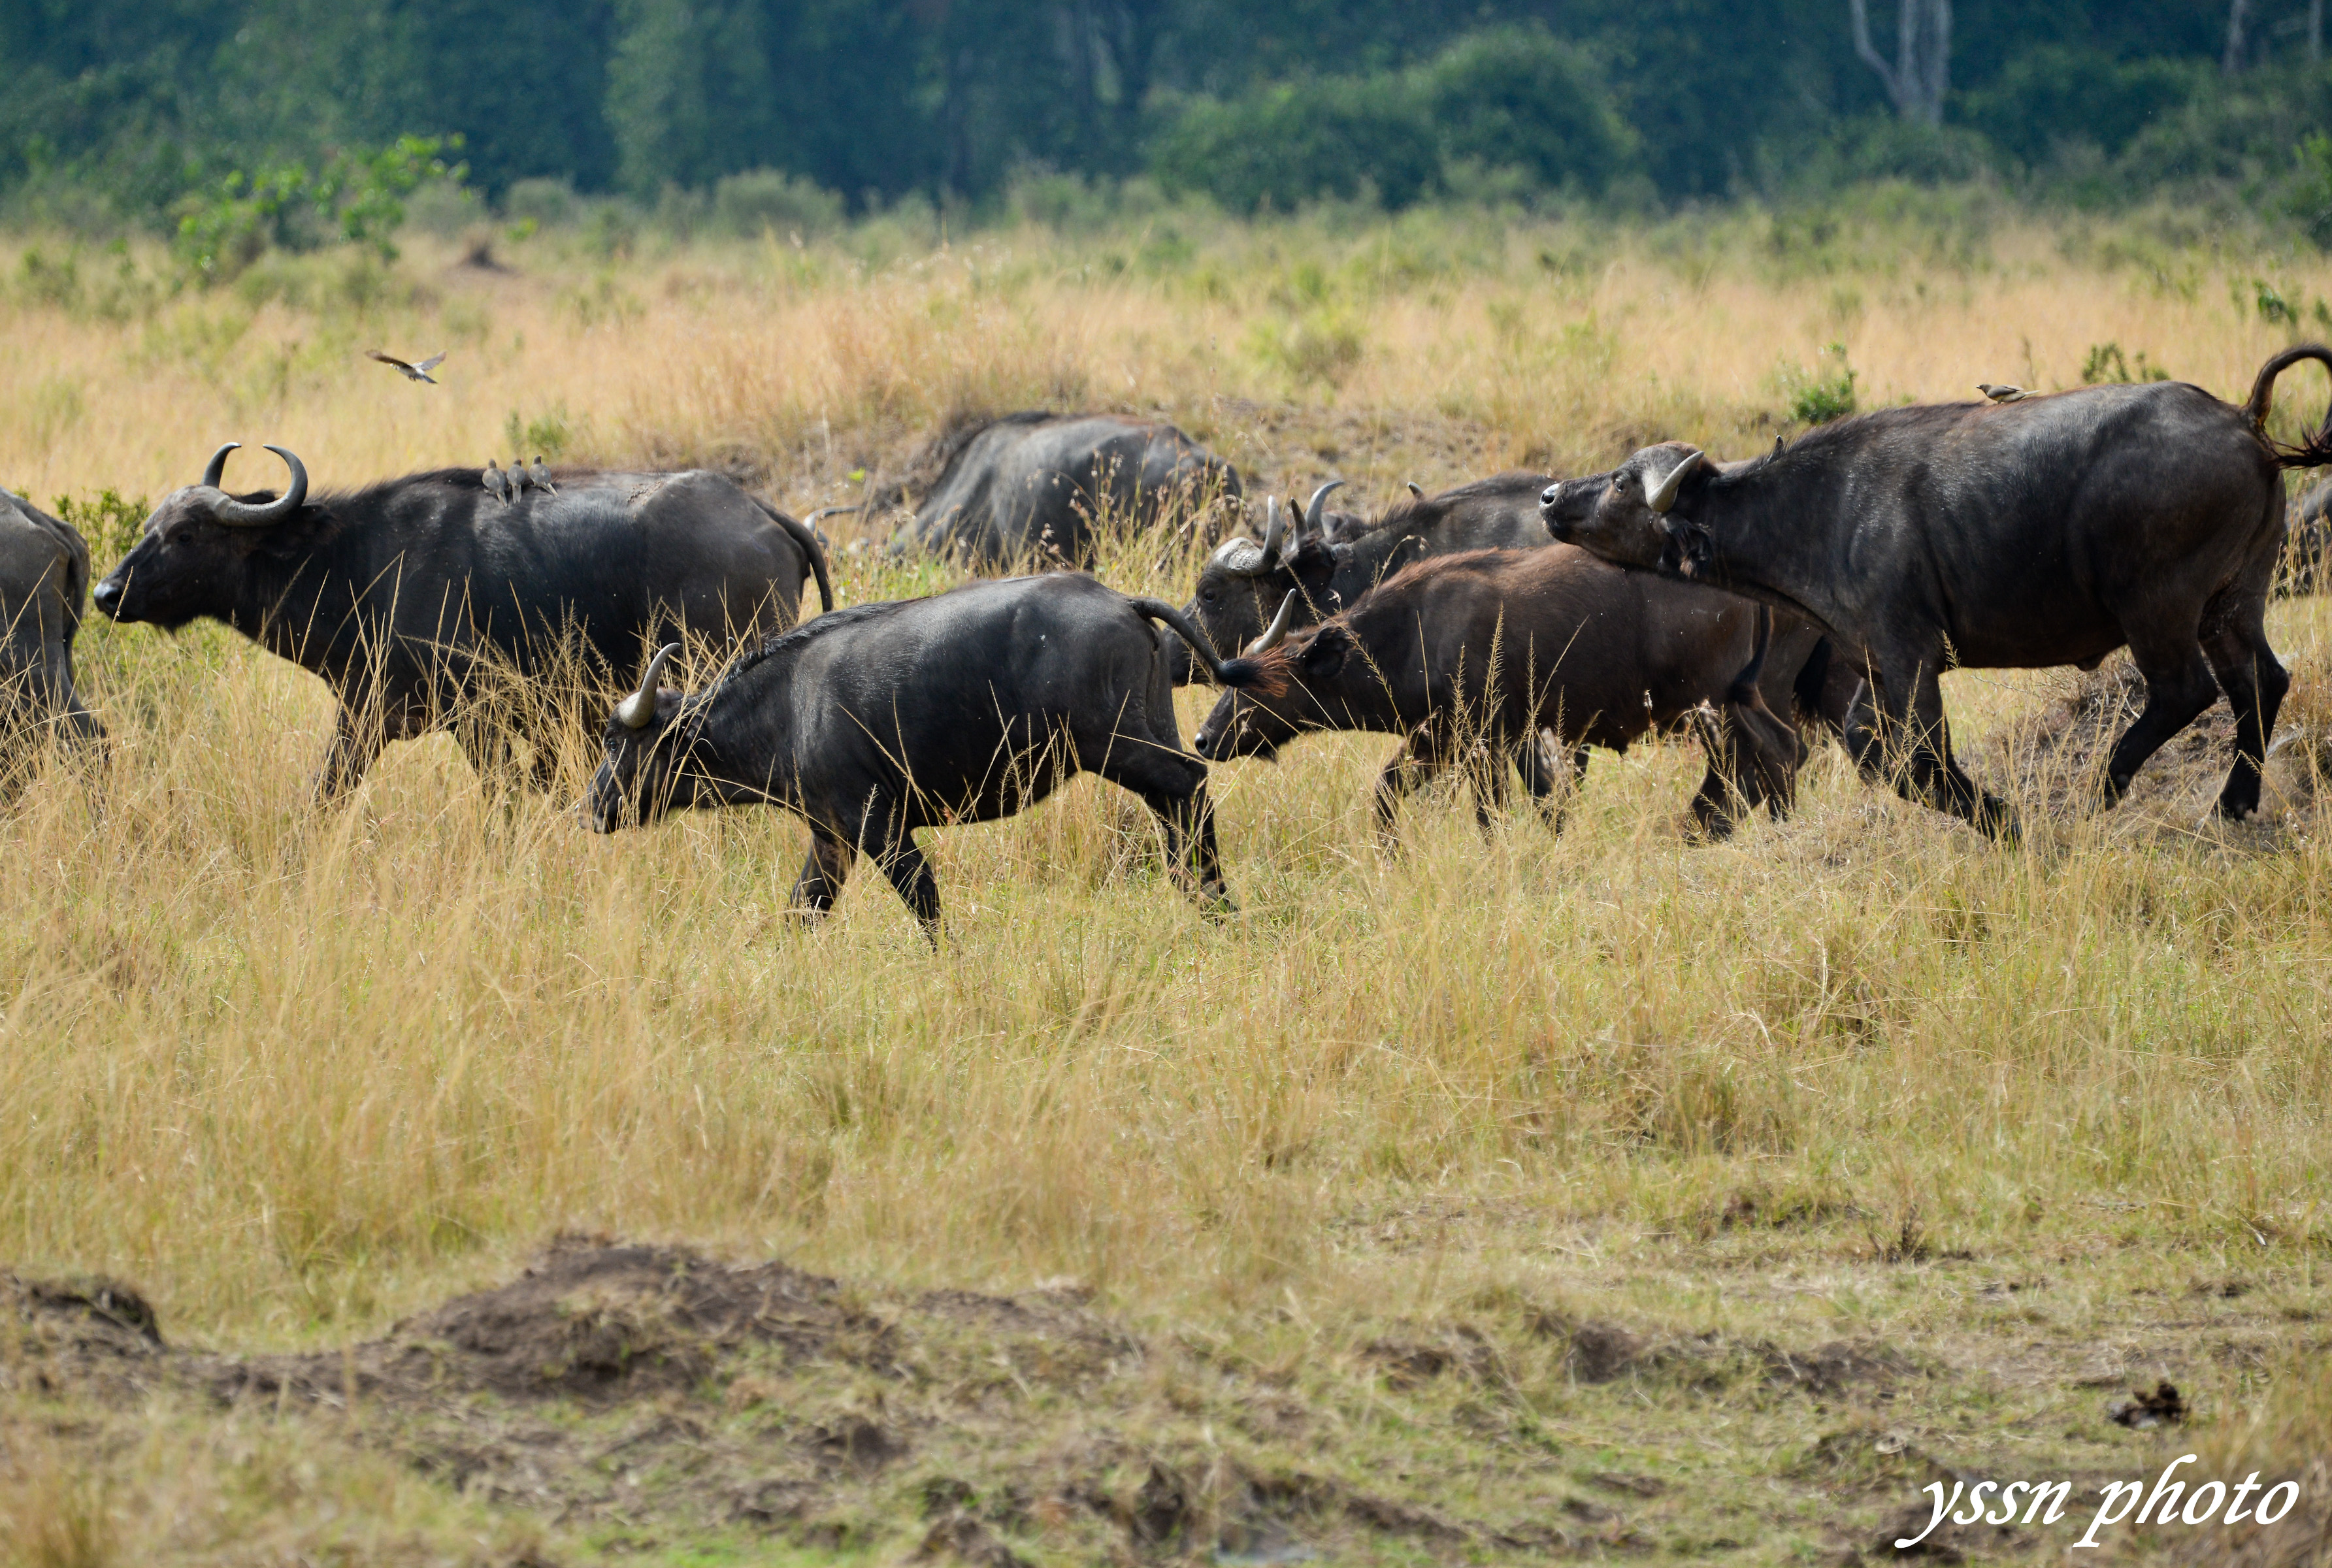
xmin=2244 ymin=344 xmax=2332 ymax=468
xmin=756 ymin=499 xmax=836 ymax=613
xmin=1128 ymin=597 xmax=1283 ymax=694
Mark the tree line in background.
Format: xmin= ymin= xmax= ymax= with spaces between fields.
xmin=5 ymin=0 xmax=2332 ymax=243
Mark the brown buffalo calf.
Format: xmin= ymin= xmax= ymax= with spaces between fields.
xmin=1192 ymin=545 xmax=1802 ymax=841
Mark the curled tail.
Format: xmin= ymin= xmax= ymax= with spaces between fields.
xmin=754 ymin=498 xmax=837 ymax=613
xmin=2244 ymin=344 xmax=2332 ymax=468
xmin=1128 ymin=596 xmax=1281 ymax=693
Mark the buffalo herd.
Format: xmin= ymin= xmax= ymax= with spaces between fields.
xmin=11 ymin=349 xmax=2331 ymax=934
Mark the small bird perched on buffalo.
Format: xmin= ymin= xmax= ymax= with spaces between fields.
xmin=482 ymin=463 xmax=510 ymax=504
xmin=529 ymin=456 xmax=556 ymax=495
xmin=365 ymin=348 xmax=448 ymax=384
xmin=1978 ymin=383 xmax=2029 ymax=402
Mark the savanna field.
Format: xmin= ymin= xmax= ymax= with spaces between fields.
xmin=6 ymin=196 xmax=2332 ymax=1565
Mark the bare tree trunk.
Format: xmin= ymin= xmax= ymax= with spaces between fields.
xmin=1849 ymin=0 xmax=1948 ymax=125
xmin=2225 ymin=0 xmax=2252 ymax=74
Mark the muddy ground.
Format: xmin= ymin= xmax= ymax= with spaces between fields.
xmin=7 ymin=1232 xmax=2327 ymax=1565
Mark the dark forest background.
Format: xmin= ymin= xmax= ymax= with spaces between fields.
xmin=8 ymin=0 xmax=2332 ymax=236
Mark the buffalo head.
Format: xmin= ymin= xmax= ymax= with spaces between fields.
xmin=92 ymin=443 xmax=310 ymax=627
xmin=1539 ymin=442 xmax=1713 ymax=577
xmin=588 ymin=643 xmax=705 ymax=832
xmin=1191 ymin=595 xmax=1338 ymax=764
xmin=1177 ymin=485 xmax=1341 ymax=681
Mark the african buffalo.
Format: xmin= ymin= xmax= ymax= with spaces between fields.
xmin=891 ymin=412 xmax=1240 ymax=567
xmin=1543 ymin=346 xmax=2332 ymax=835
xmin=93 ymin=444 xmax=832 ymax=799
xmin=1193 ymin=546 xmax=1805 ymax=842
xmin=1174 ymin=473 xmax=1555 ymax=681
xmin=1 ymin=489 xmax=102 ymax=776
xmin=587 ymin=574 xmax=1270 ymax=937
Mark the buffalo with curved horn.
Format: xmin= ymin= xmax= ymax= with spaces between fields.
xmin=1543 ymin=345 xmax=2332 ymax=833
xmin=1172 ymin=474 xmax=1560 ymax=686
xmin=94 ymin=442 xmax=836 ymax=800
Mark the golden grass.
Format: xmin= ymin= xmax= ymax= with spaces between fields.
xmin=4 ymin=203 xmax=2332 ymax=1562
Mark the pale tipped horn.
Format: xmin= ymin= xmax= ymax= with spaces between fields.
xmin=1258 ymin=497 xmax=1286 ymax=566
xmin=1303 ymin=479 xmax=1344 ymax=532
xmin=1244 ymin=591 xmax=1298 ymax=656
xmin=1645 ymin=449 xmax=1704 ymax=514
xmin=1405 ymin=480 xmax=1424 ymax=498
xmin=201 ymin=442 xmax=240 ymax=488
xmin=206 ymin=444 xmax=309 ymax=527
xmin=803 ymin=505 xmax=860 ymax=527
xmin=616 ymin=642 xmax=681 ymax=729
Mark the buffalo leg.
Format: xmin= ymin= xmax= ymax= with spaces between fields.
xmin=874 ymin=830 xmax=942 ymax=941
xmin=1875 ymin=661 xmax=2015 ymax=838
xmin=788 ymin=829 xmax=856 ymax=916
xmin=1469 ymin=741 xmax=1510 ymax=836
xmin=1513 ymin=734 xmax=1583 ymax=834
xmin=1371 ymin=735 xmax=1449 ymax=849
xmin=1096 ymin=744 xmax=1232 ymax=908
xmin=2102 ymin=644 xmax=2219 ymax=806
xmin=1687 ymin=710 xmax=1749 ymax=840
xmin=316 ymin=705 xmax=385 ymax=804
xmin=2202 ymin=619 xmax=2290 ymax=820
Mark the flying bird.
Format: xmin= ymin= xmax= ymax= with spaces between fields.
xmin=366 ymin=348 xmax=448 ymax=384
xmin=483 ymin=463 xmax=510 ymax=504
xmin=529 ymin=456 xmax=556 ymax=495
xmin=1978 ymin=383 xmax=2029 ymax=403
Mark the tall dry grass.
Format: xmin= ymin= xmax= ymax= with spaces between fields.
xmin=1 ymin=203 xmax=2329 ymax=1391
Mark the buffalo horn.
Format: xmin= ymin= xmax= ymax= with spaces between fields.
xmin=1303 ymin=479 xmax=1344 ymax=533
xmin=803 ymin=504 xmax=861 ymax=527
xmin=201 ymin=442 xmax=240 ymax=487
xmin=616 ymin=642 xmax=681 ymax=729
xmin=1406 ymin=480 xmax=1424 ymax=498
xmin=1258 ymin=497 xmax=1286 ymax=566
xmin=1645 ymin=449 xmax=1703 ymax=514
xmin=205 ymin=444 xmax=310 ymax=527
xmin=1244 ymin=590 xmax=1298 ymax=656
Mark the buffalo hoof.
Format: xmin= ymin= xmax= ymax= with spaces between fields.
xmin=1196 ymin=880 xmax=1238 ymax=917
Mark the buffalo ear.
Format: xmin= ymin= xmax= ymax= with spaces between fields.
xmin=1291 ymin=536 xmax=1335 ymax=578
xmin=1300 ymin=623 xmax=1352 ymax=677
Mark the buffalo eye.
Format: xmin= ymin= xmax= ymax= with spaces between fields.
xmin=1198 ymin=588 xmax=1217 ymax=604
xmin=169 ymin=529 xmax=193 ymax=545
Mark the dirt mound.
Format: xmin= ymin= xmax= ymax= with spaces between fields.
xmin=3 ymin=1241 xmax=1960 ymax=1560
xmin=1971 ymin=651 xmax=2332 ymax=828
xmin=210 ymin=1237 xmax=900 ymax=1407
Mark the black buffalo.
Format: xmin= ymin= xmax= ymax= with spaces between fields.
xmin=587 ymin=574 xmax=1270 ymax=937
xmin=1174 ymin=473 xmax=1554 ymax=681
xmin=1194 ymin=546 xmax=1805 ymax=841
xmin=1 ymin=488 xmax=102 ymax=775
xmin=891 ymin=412 xmax=1240 ymax=567
xmin=1541 ymin=346 xmax=2332 ymax=834
xmin=93 ymin=444 xmax=832 ymax=798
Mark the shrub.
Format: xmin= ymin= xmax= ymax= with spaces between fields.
xmin=1152 ymin=78 xmax=1437 ymax=213
xmin=503 ymin=178 xmax=578 ymax=227
xmin=1422 ymin=27 xmax=1635 ymax=197
xmin=1957 ymin=47 xmax=2199 ymax=169
xmin=712 ymin=169 xmax=844 ymax=238
xmin=1783 ymin=343 xmax=1858 ymax=425
xmin=53 ymin=488 xmax=150 ymax=570
xmin=171 ymin=136 xmax=465 ymax=283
